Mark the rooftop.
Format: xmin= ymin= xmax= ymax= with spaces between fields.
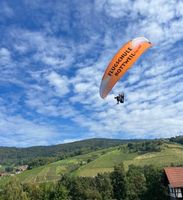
xmin=165 ymin=167 xmax=183 ymax=188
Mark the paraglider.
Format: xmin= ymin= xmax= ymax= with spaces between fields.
xmin=100 ymin=37 xmax=152 ymax=101
xmin=115 ymin=93 xmax=124 ymax=104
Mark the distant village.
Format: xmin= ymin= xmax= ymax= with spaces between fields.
xmin=0 ymin=165 xmax=28 ymax=177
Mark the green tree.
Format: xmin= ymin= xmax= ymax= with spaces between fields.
xmin=23 ymin=183 xmax=43 ymax=200
xmin=126 ymin=165 xmax=147 ymax=200
xmin=95 ymin=173 xmax=113 ymax=200
xmin=2 ymin=177 xmax=29 ymax=200
xmin=83 ymin=189 xmax=102 ymax=200
xmin=5 ymin=166 xmax=14 ymax=173
xmin=143 ymin=165 xmax=168 ymax=200
xmin=65 ymin=177 xmax=88 ymax=200
xmin=54 ymin=182 xmax=70 ymax=200
xmin=111 ymin=163 xmax=127 ymax=200
xmin=61 ymin=175 xmax=102 ymax=200
xmin=39 ymin=182 xmax=55 ymax=200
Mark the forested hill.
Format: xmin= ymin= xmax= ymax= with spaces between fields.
xmin=0 ymin=138 xmax=144 ymax=165
xmin=170 ymin=135 xmax=183 ymax=145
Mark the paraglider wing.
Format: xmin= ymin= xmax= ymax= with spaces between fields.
xmin=100 ymin=37 xmax=152 ymax=99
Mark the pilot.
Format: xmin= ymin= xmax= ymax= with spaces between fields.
xmin=114 ymin=93 xmax=124 ymax=104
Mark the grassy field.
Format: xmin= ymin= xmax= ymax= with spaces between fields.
xmin=125 ymin=143 xmax=183 ymax=167
xmin=73 ymin=149 xmax=137 ymax=176
xmin=1 ymin=143 xmax=183 ymax=185
xmin=73 ymin=143 xmax=183 ymax=176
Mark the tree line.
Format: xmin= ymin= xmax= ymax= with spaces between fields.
xmin=127 ymin=140 xmax=163 ymax=153
xmin=0 ymin=164 xmax=168 ymax=200
xmin=170 ymin=135 xmax=183 ymax=145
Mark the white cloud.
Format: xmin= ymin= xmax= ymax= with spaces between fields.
xmin=0 ymin=113 xmax=59 ymax=147
xmin=133 ymin=0 xmax=175 ymax=23
xmin=46 ymin=71 xmax=70 ymax=96
xmin=9 ymin=29 xmax=75 ymax=69
xmin=0 ymin=48 xmax=11 ymax=65
xmin=103 ymin=0 xmax=131 ymax=18
xmin=62 ymin=138 xmax=84 ymax=144
xmin=97 ymin=0 xmax=183 ymax=47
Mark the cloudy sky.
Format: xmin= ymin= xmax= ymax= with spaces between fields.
xmin=0 ymin=0 xmax=183 ymax=147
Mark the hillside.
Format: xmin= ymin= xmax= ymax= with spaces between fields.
xmin=0 ymin=138 xmax=139 ymax=166
xmin=1 ymin=141 xmax=183 ymax=185
xmin=75 ymin=143 xmax=183 ymax=176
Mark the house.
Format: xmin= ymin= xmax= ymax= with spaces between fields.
xmin=16 ymin=165 xmax=28 ymax=172
xmin=164 ymin=167 xmax=183 ymax=200
xmin=15 ymin=165 xmax=28 ymax=174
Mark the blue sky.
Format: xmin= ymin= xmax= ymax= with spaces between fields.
xmin=0 ymin=0 xmax=183 ymax=147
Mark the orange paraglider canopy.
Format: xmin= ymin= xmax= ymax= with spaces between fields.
xmin=100 ymin=37 xmax=152 ymax=99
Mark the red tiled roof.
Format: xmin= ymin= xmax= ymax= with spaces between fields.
xmin=164 ymin=167 xmax=183 ymax=188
